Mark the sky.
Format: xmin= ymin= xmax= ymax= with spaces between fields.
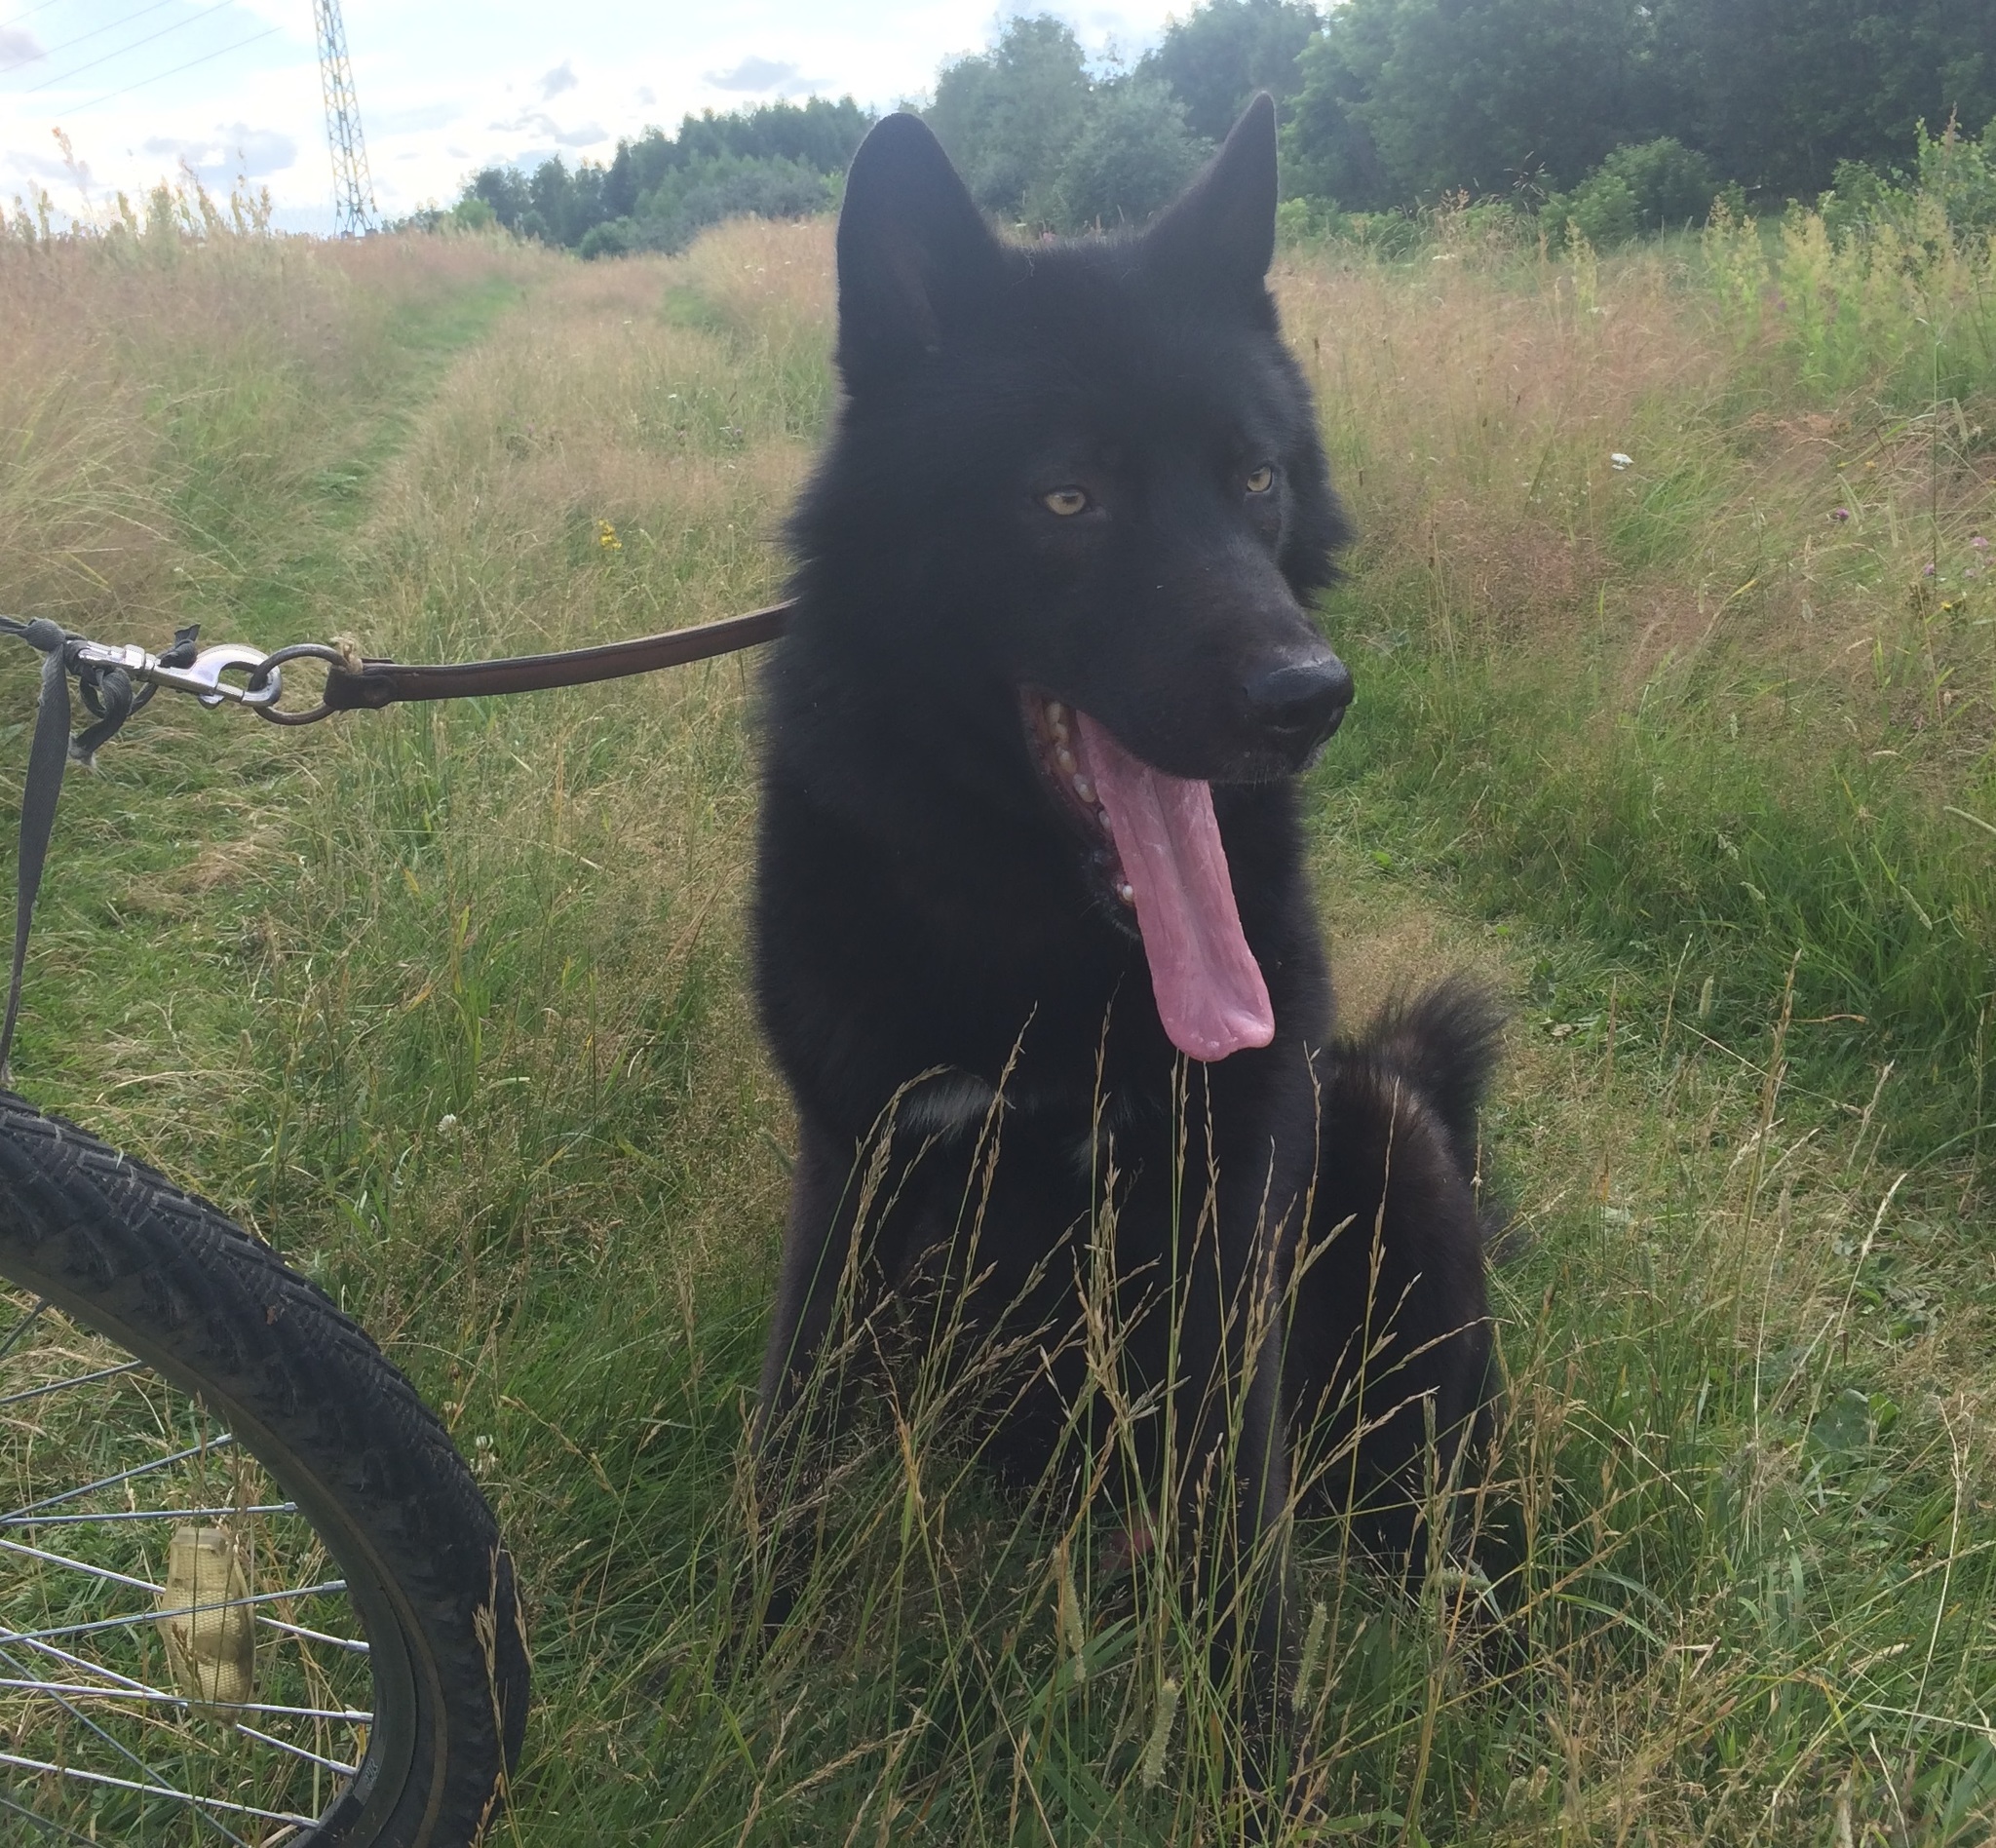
xmin=0 ymin=1 xmax=1185 ymax=234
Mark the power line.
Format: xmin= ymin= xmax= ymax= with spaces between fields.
xmin=0 ymin=1 xmax=71 ymax=35
xmin=20 ymin=0 xmax=234 ymax=96
xmin=3 ymin=0 xmax=179 ymax=74
xmin=60 ymin=20 xmax=280 ymax=115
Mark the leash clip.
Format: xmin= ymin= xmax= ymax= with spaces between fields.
xmin=74 ymin=640 xmax=285 ymax=711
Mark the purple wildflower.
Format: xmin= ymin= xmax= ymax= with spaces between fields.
xmin=1830 ymin=507 xmax=1852 ymax=522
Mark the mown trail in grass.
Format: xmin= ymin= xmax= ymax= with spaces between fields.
xmin=0 ymin=227 xmax=547 ymax=1172
xmin=3 ymin=215 xmax=1992 ymax=1843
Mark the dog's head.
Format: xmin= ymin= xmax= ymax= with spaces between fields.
xmin=794 ymin=98 xmax=1354 ymax=1059
xmin=814 ymin=95 xmax=1352 ymax=783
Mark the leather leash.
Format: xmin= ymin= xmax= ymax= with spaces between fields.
xmin=1 ymin=597 xmax=796 ymax=1081
xmin=319 ymin=600 xmax=795 ymax=712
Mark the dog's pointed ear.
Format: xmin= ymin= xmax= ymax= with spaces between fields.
xmin=837 ymin=112 xmax=1005 ymax=387
xmin=1145 ymin=92 xmax=1278 ymax=289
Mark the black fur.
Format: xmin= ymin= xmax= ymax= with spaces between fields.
xmin=750 ymin=97 xmax=1501 ymax=1724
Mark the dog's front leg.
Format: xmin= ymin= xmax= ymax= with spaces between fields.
xmin=1170 ymin=1217 xmax=1299 ymax=1806
xmin=748 ymin=1113 xmax=868 ymax=1629
xmin=752 ymin=1113 xmax=861 ymax=1446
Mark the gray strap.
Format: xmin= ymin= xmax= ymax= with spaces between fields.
xmin=1 ymin=623 xmax=73 ymax=1086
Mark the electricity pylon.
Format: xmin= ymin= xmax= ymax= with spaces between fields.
xmin=313 ymin=0 xmax=376 ymax=236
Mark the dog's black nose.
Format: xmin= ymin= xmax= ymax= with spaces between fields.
xmin=1243 ymin=651 xmax=1355 ymax=748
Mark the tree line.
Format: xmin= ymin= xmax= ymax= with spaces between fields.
xmin=447 ymin=0 xmax=1996 ymax=254
xmin=448 ymin=97 xmax=870 ymax=256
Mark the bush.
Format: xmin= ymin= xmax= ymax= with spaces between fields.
xmin=1818 ymin=157 xmax=1907 ymax=243
xmin=638 ymin=155 xmax=835 ymax=254
xmin=1545 ymin=171 xmax=1638 ymax=248
xmin=1031 ymin=79 xmax=1210 ymax=231
xmin=1275 ymin=196 xmax=1343 ymax=246
xmin=577 ymin=218 xmax=634 ymax=261
xmin=1816 ymin=119 xmax=1996 ymax=252
xmin=1918 ymin=117 xmax=1996 ymax=232
xmin=1599 ymin=137 xmax=1721 ymax=232
xmin=1543 ymin=138 xmax=1720 ymax=247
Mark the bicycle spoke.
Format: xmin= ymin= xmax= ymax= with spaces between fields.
xmin=4 ymin=1502 xmax=296 ymax=1527
xmin=0 ymin=1297 xmax=50 ymax=1365
xmin=9 ymin=1578 xmax=350 ymax=1645
xmin=0 ymin=1530 xmax=167 ymax=1593
xmin=0 ymin=1646 xmax=256 ymax=1848
xmin=0 ymin=1298 xmax=372 ymax=1838
xmin=0 ymin=1787 xmax=99 ymax=1844
xmin=3 ymin=1432 xmax=238 ymax=1521
xmin=229 ymin=1722 xmax=359 ymax=1777
xmin=0 ymin=1359 xmax=145 ymax=1408
xmin=255 ymin=1611 xmax=368 ymax=1652
xmin=0 ymin=1681 xmax=372 ymax=1722
xmin=0 ymin=1753 xmax=310 ymax=1829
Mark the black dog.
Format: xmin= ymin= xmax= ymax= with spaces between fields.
xmin=750 ymin=96 xmax=1500 ymax=1714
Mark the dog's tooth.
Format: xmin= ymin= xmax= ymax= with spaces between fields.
xmin=1117 ymin=882 xmax=1135 ymax=904
xmin=1056 ymin=746 xmax=1077 ymax=774
xmin=1046 ymin=701 xmax=1065 ymax=725
xmin=1073 ymin=775 xmax=1095 ymax=803
xmin=1051 ymin=718 xmax=1070 ymax=745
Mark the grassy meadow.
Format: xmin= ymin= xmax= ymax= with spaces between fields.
xmin=2 ymin=192 xmax=1993 ymax=1843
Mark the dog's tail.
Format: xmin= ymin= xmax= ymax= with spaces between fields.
xmin=1348 ymin=976 xmax=1505 ymax=1164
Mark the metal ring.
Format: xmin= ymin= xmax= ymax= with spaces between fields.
xmin=249 ymin=642 xmax=349 ymax=726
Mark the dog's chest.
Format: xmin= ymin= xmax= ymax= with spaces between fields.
xmin=898 ymin=1064 xmax=1162 ymax=1185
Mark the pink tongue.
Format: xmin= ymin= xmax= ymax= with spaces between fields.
xmin=1074 ymin=712 xmax=1274 ymax=1062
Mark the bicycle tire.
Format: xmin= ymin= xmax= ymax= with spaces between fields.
xmin=0 ymin=1090 xmax=529 ymax=1845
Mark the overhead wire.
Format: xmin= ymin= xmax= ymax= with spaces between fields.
xmin=19 ymin=0 xmax=238 ymax=96
xmin=0 ymin=0 xmax=69 ymax=35
xmin=1 ymin=0 xmax=179 ymax=74
xmin=60 ymin=20 xmax=283 ymax=114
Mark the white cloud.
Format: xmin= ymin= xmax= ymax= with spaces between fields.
xmin=538 ymin=60 xmax=577 ymax=100
xmin=706 ymin=56 xmax=800 ymax=94
xmin=140 ymin=124 xmax=298 ymax=179
xmin=6 ymin=145 xmax=83 ymax=185
xmin=487 ymin=108 xmax=606 ymax=149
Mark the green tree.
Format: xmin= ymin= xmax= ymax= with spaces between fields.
xmin=1140 ymin=0 xmax=1321 ymax=143
xmin=1281 ymin=0 xmax=1996 ymax=212
xmin=1285 ymin=0 xmax=1680 ymax=208
xmin=927 ymin=15 xmax=1093 ymax=215
xmin=461 ymin=97 xmax=870 ymax=256
xmin=1654 ymin=0 xmax=1996 ymax=196
xmin=1036 ymin=79 xmax=1211 ymax=229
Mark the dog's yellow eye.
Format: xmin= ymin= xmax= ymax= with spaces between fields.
xmin=1245 ymin=465 xmax=1276 ymax=494
xmin=1042 ymin=487 xmax=1090 ymax=517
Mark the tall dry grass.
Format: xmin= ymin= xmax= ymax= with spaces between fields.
xmin=0 ymin=206 xmax=547 ymax=635
xmin=1279 ymin=220 xmax=1995 ymax=1106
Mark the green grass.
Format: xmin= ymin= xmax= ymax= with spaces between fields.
xmin=2 ymin=212 xmax=1993 ymax=1843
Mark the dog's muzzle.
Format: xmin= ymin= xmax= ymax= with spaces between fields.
xmin=1242 ymin=647 xmax=1355 ymax=760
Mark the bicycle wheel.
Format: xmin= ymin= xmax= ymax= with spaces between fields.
xmin=0 ymin=1091 xmax=529 ymax=1844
